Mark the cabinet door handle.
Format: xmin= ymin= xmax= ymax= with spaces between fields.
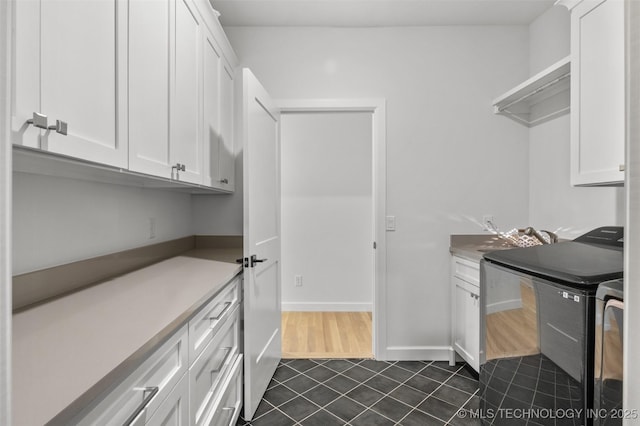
xmin=26 ymin=112 xmax=48 ymax=129
xmin=171 ymin=163 xmax=186 ymax=180
xmin=48 ymin=119 xmax=68 ymax=136
xmin=209 ymin=301 xmax=232 ymax=322
xmin=124 ymin=386 xmax=159 ymax=426
xmin=211 ymin=346 xmax=232 ymax=374
xmin=619 ymin=164 xmax=626 ymax=172
xmin=219 ymin=178 xmax=229 ymax=184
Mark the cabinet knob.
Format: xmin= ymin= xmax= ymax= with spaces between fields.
xmin=219 ymin=178 xmax=229 ymax=184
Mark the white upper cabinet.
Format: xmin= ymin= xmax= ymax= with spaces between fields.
xmin=12 ymin=0 xmax=128 ymax=168
xmin=219 ymin=61 xmax=236 ymax=191
xmin=172 ymin=0 xmax=204 ymax=185
xmin=569 ymin=0 xmax=625 ymax=186
xmin=202 ymin=28 xmax=235 ymax=191
xmin=128 ymin=0 xmax=172 ymax=178
xmin=12 ymin=0 xmax=236 ymax=190
xmin=203 ymin=33 xmax=222 ymax=188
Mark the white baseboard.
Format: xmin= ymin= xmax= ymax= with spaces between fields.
xmin=281 ymin=302 xmax=372 ymax=312
xmin=381 ymin=346 xmax=453 ymax=361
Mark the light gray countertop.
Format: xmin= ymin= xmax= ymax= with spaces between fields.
xmin=12 ymin=249 xmax=242 ymax=426
xmin=449 ymin=234 xmax=516 ymax=262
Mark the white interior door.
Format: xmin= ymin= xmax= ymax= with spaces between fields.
xmin=242 ymin=68 xmax=281 ymax=421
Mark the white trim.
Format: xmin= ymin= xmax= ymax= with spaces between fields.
xmin=277 ymin=98 xmax=387 ymax=360
xmin=0 ymin=0 xmax=12 ymax=423
xmin=282 ymin=302 xmax=373 ymax=312
xmin=385 ymin=346 xmax=452 ymax=362
xmin=624 ymin=0 xmax=640 ymax=416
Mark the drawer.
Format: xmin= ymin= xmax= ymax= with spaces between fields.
xmin=189 ymin=277 xmax=240 ymax=364
xmin=146 ymin=372 xmax=189 ymax=426
xmin=190 ymin=307 xmax=241 ymax=426
xmin=78 ymin=326 xmax=189 ymax=425
xmin=205 ymin=354 xmax=243 ymax=426
xmin=452 ymin=256 xmax=480 ymax=286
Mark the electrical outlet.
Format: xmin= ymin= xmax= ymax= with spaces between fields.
xmin=482 ymin=215 xmax=494 ymax=231
xmin=295 ymin=275 xmax=303 ymax=287
xmin=149 ymin=217 xmax=156 ymax=239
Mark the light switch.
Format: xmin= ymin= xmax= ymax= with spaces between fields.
xmin=386 ymin=216 xmax=396 ymax=231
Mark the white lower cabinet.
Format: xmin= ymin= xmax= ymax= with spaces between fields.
xmin=189 ymin=278 xmax=240 ymax=364
xmin=206 ymin=355 xmax=243 ymax=426
xmin=190 ymin=306 xmax=241 ymax=426
xmin=74 ymin=275 xmax=243 ymax=425
xmin=450 ymin=256 xmax=480 ymax=372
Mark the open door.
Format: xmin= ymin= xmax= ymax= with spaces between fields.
xmin=241 ymin=68 xmax=281 ymax=421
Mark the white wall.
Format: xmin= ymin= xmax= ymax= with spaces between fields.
xmin=13 ymin=173 xmax=193 ymax=274
xmin=528 ymin=7 xmax=625 ymax=238
xmin=222 ymin=26 xmax=531 ymax=358
xmin=192 ymin=151 xmax=244 ymax=235
xmin=280 ymin=111 xmax=373 ymax=311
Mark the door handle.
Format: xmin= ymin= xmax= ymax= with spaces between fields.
xmin=250 ymin=255 xmax=267 ymax=267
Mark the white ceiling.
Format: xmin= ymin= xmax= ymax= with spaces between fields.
xmin=210 ymin=0 xmax=556 ymax=27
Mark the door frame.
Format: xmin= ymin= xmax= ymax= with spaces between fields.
xmin=276 ymin=98 xmax=387 ymax=360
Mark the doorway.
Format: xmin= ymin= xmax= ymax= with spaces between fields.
xmin=277 ymin=99 xmax=387 ymax=360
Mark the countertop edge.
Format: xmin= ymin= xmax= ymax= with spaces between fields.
xmin=449 ymin=234 xmax=515 ymax=263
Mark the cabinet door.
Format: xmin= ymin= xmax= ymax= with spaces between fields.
xmin=203 ymin=33 xmax=222 ymax=188
xmin=453 ymin=279 xmax=480 ymax=372
xmin=465 ymin=288 xmax=480 ymax=373
xmin=11 ymin=0 xmax=40 ymax=148
xmin=218 ymin=61 xmax=235 ymax=191
xmin=128 ymin=0 xmax=172 ymax=178
xmin=40 ymin=0 xmax=128 ymax=168
xmin=171 ymin=0 xmax=204 ymax=184
xmin=571 ymin=0 xmax=625 ymax=185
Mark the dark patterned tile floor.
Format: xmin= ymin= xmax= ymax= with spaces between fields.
xmin=237 ymin=359 xmax=480 ymax=425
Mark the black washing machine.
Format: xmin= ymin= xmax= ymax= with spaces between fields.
xmin=479 ymin=227 xmax=624 ymax=426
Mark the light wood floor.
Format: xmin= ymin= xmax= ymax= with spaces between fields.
xmin=282 ymin=312 xmax=373 ymax=359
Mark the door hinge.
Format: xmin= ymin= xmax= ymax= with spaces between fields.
xmin=373 ymin=242 xmax=377 ymax=249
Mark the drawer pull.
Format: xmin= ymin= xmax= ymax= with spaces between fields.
xmin=211 ymin=347 xmax=232 ymax=374
xmin=209 ymin=301 xmax=232 ymax=322
xmin=123 ymin=386 xmax=159 ymax=426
